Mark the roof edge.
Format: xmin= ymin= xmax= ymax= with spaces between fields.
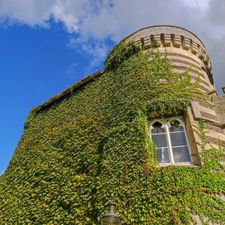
xmin=123 ymin=25 xmax=206 ymax=48
xmin=31 ymin=25 xmax=206 ymax=114
xmin=32 ymin=71 xmax=103 ymax=114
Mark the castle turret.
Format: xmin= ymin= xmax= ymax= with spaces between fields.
xmin=125 ymin=25 xmax=214 ymax=94
xmin=125 ymin=25 xmax=225 ymax=166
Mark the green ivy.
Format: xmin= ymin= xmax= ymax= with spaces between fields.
xmin=0 ymin=43 xmax=224 ymax=224
xmin=104 ymin=41 xmax=140 ymax=72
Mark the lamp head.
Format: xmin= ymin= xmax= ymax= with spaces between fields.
xmin=101 ymin=203 xmax=122 ymax=225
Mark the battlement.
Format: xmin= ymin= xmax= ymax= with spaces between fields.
xmin=125 ymin=25 xmax=212 ymax=73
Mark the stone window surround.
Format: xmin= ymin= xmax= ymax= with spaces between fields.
xmin=150 ymin=118 xmax=193 ymax=166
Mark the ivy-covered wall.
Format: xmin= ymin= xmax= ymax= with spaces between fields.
xmin=0 ymin=43 xmax=224 ymax=224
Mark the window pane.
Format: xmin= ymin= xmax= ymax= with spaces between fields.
xmin=152 ymin=133 xmax=167 ymax=148
xmin=152 ymin=127 xmax=165 ymax=133
xmin=152 ymin=121 xmax=165 ymax=134
xmin=170 ymin=131 xmax=187 ymax=146
xmin=157 ymin=147 xmax=170 ymax=163
xmin=169 ymin=120 xmax=183 ymax=132
xmin=172 ymin=146 xmax=191 ymax=162
xmin=169 ymin=126 xmax=184 ymax=132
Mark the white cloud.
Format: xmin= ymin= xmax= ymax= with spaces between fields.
xmin=0 ymin=0 xmax=98 ymax=30
xmin=69 ymin=36 xmax=109 ymax=71
xmin=0 ymin=0 xmax=52 ymax=26
xmin=51 ymin=1 xmax=79 ymax=32
xmin=0 ymin=0 xmax=225 ymax=92
xmin=181 ymin=0 xmax=210 ymax=10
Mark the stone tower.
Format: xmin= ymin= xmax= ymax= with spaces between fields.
xmin=125 ymin=25 xmax=225 ymax=166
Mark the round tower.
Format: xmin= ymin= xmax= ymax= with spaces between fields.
xmin=125 ymin=25 xmax=225 ymax=166
xmin=125 ymin=25 xmax=215 ymax=94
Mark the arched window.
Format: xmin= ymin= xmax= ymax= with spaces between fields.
xmin=151 ymin=119 xmax=192 ymax=165
xmin=151 ymin=121 xmax=170 ymax=163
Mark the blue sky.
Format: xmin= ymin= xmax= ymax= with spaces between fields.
xmin=1 ymin=0 xmax=225 ymax=174
xmin=0 ymin=22 xmax=109 ymax=174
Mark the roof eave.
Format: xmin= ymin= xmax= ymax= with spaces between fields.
xmin=32 ymin=70 xmax=102 ymax=114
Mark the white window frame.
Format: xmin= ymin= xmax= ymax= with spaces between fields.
xmin=150 ymin=118 xmax=192 ymax=166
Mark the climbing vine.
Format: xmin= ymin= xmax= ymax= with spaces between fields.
xmin=104 ymin=41 xmax=140 ymax=72
xmin=0 ymin=41 xmax=224 ymax=224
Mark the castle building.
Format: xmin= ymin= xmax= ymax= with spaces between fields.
xmin=125 ymin=25 xmax=225 ymax=166
xmin=0 ymin=25 xmax=224 ymax=224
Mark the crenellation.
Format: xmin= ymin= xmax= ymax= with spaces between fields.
xmin=131 ymin=32 xmax=211 ymax=74
xmin=190 ymin=40 xmax=198 ymax=55
xmin=181 ymin=35 xmax=189 ymax=50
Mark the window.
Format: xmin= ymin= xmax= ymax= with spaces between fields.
xmin=151 ymin=119 xmax=192 ymax=165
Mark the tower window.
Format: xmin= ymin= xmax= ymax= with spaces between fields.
xmin=151 ymin=119 xmax=192 ymax=165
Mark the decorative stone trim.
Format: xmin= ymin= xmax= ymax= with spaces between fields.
xmin=169 ymin=58 xmax=202 ymax=72
xmin=134 ymin=33 xmax=211 ymax=72
xmin=191 ymin=101 xmax=224 ymax=126
xmin=171 ymin=65 xmax=206 ymax=79
xmin=205 ymin=136 xmax=225 ymax=147
xmin=194 ymin=78 xmax=211 ymax=88
xmin=200 ymin=111 xmax=218 ymax=121
xmin=160 ymin=52 xmax=201 ymax=65
xmin=199 ymin=101 xmax=213 ymax=109
xmin=199 ymin=104 xmax=217 ymax=116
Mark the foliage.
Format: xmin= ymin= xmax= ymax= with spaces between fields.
xmin=0 ymin=43 xmax=224 ymax=224
xmin=104 ymin=40 xmax=140 ymax=71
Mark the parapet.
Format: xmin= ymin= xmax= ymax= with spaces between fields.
xmin=125 ymin=25 xmax=212 ymax=74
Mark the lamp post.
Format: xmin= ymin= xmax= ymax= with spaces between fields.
xmin=101 ymin=203 xmax=122 ymax=225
